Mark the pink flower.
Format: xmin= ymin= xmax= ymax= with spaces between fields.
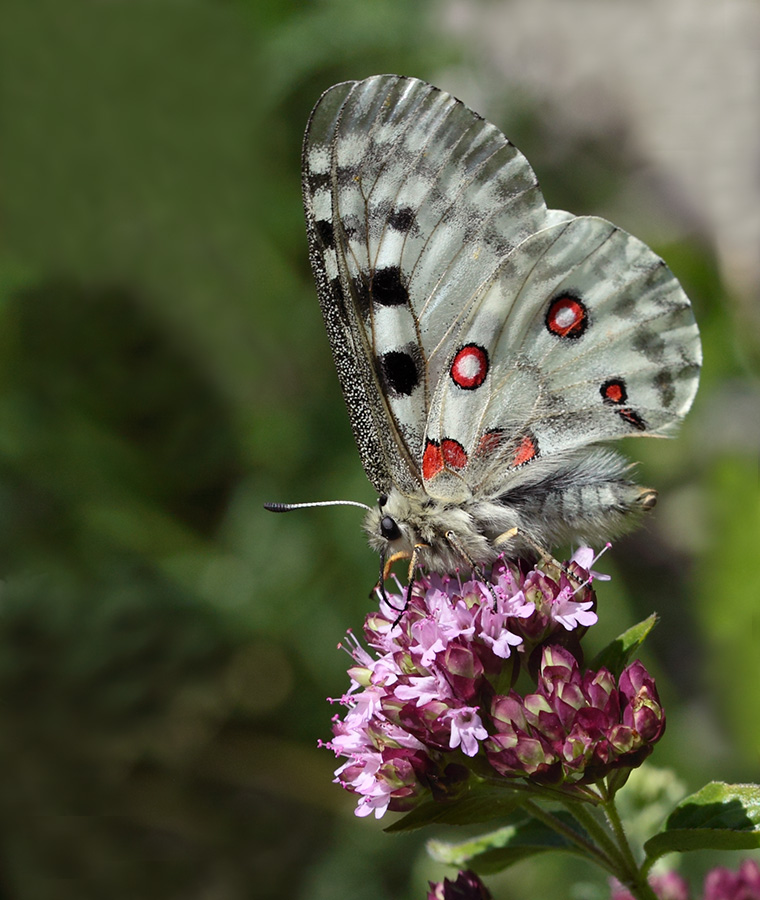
xmin=445 ymin=706 xmax=489 ymax=756
xmin=324 ymin=550 xmax=634 ymax=817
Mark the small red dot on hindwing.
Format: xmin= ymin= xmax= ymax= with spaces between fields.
xmin=511 ymin=434 xmax=538 ymax=467
xmin=422 ymin=440 xmax=444 ymax=480
xmin=546 ymin=295 xmax=588 ymax=339
xmin=422 ymin=437 xmax=468 ymax=479
xmin=601 ymin=378 xmax=627 ymax=405
xmin=450 ymin=344 xmax=489 ymax=389
xmin=441 ymin=438 xmax=468 ymax=470
xmin=616 ymin=407 xmax=647 ymax=431
xmin=476 ymin=429 xmax=505 ymax=456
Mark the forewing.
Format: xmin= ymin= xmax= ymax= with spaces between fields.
xmin=302 ymin=74 xmax=549 ymax=495
xmin=424 ymin=216 xmax=701 ymax=496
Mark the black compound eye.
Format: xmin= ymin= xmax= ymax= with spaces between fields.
xmin=380 ymin=515 xmax=401 ymax=541
xmin=378 ymin=493 xmax=388 ymax=507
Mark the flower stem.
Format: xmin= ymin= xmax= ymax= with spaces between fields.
xmin=555 ymin=799 xmax=630 ymax=874
xmin=602 ymin=793 xmax=639 ymax=875
xmin=598 ymin=792 xmax=659 ymax=900
xmin=518 ymin=799 xmax=620 ymax=875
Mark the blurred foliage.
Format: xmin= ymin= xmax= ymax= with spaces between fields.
xmin=0 ymin=0 xmax=757 ymax=898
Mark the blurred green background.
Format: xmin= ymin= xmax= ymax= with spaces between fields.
xmin=1 ymin=1 xmax=758 ymax=897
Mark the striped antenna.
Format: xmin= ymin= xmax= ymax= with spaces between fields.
xmin=264 ymin=500 xmax=372 ymax=513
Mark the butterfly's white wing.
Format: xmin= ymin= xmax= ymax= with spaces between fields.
xmin=303 ymin=74 xmax=551 ymax=495
xmin=302 ymin=74 xmax=701 ymax=567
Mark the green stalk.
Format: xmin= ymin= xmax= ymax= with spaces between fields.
xmin=517 ymin=798 xmax=620 ymax=875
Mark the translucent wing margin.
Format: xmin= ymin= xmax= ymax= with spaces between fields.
xmin=302 ymin=74 xmax=549 ymax=495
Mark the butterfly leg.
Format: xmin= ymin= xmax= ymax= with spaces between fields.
xmin=374 ymin=549 xmax=412 ymax=612
xmin=443 ymin=531 xmax=499 ymax=606
xmin=387 ymin=543 xmax=430 ymax=628
xmin=493 ymin=527 xmax=583 ymax=588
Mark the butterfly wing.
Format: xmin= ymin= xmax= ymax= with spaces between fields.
xmin=302 ymin=74 xmax=552 ymax=496
xmin=303 ymin=74 xmax=701 ymax=521
xmin=425 ymin=215 xmax=701 ymax=499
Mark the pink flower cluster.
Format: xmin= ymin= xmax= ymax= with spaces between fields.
xmin=487 ymin=645 xmax=664 ymax=783
xmin=324 ymin=550 xmax=665 ymax=818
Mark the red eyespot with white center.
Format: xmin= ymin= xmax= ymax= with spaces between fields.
xmin=450 ymin=344 xmax=489 ymax=390
xmin=422 ymin=438 xmax=468 ymax=480
xmin=545 ymin=295 xmax=588 ymax=339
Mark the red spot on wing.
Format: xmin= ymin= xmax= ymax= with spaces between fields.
xmin=546 ymin=295 xmax=588 ymax=339
xmin=476 ymin=429 xmax=505 ymax=456
xmin=422 ymin=438 xmax=468 ymax=480
xmin=601 ymin=378 xmax=627 ymax=405
xmin=511 ymin=434 xmax=539 ymax=467
xmin=616 ymin=408 xmax=647 ymax=431
xmin=422 ymin=440 xmax=444 ymax=480
xmin=441 ymin=438 xmax=467 ymax=470
xmin=450 ymin=344 xmax=489 ymax=390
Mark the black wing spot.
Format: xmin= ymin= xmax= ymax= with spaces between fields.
xmin=306 ymin=170 xmax=330 ymax=193
xmin=352 ymin=273 xmax=371 ymax=319
xmin=633 ymin=329 xmax=666 ymax=362
xmin=336 ymin=165 xmax=359 ymax=187
xmin=616 ymin=407 xmax=647 ymax=431
xmin=388 ymin=206 xmax=416 ymax=233
xmin=378 ymin=349 xmax=419 ymax=396
xmin=653 ymin=369 xmax=676 ymax=407
xmin=314 ymin=218 xmax=334 ymax=248
xmin=372 ymin=266 xmax=409 ymax=307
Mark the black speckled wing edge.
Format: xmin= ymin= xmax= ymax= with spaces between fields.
xmin=303 ymin=79 xmax=415 ymax=495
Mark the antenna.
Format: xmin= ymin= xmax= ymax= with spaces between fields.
xmin=264 ymin=500 xmax=372 ymax=513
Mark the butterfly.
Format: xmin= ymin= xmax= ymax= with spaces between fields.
xmin=267 ymin=75 xmax=701 ymax=578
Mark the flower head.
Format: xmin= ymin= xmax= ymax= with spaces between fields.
xmin=324 ymin=551 xmax=660 ymax=817
xmin=487 ymin=644 xmax=665 ymax=784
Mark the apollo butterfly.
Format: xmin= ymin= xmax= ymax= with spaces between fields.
xmin=266 ymin=75 xmax=701 ymax=578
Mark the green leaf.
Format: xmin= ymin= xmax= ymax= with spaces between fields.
xmin=589 ymin=614 xmax=658 ymax=676
xmin=385 ymin=784 xmax=524 ymax=833
xmin=426 ymin=813 xmax=584 ymax=873
xmin=644 ymin=782 xmax=760 ymax=860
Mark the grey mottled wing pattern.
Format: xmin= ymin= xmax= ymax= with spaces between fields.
xmin=302 ymin=74 xmax=701 ymax=508
xmin=426 ymin=216 xmax=701 ymax=498
xmin=302 ymin=74 xmax=550 ymax=495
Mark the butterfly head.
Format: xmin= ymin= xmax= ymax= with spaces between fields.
xmin=364 ymin=492 xmax=414 ymax=560
xmin=364 ymin=489 xmax=501 ymax=574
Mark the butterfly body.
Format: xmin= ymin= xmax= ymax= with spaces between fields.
xmin=365 ymin=447 xmax=654 ymax=573
xmin=301 ymin=75 xmax=701 ymax=573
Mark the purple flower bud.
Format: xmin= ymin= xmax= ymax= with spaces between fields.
xmin=491 ymin=692 xmax=529 ymax=731
xmin=428 ymin=870 xmax=493 ymax=900
xmin=394 ymin=698 xmax=454 ymax=752
xmin=610 ymin=870 xmax=690 ymax=900
xmin=442 ymin=642 xmax=484 ymax=703
xmin=611 ymin=860 xmax=760 ymax=900
xmin=619 ymin=660 xmax=666 ymax=743
xmin=522 ymin=692 xmax=564 ymax=741
xmin=486 ymin=646 xmax=665 ymax=784
xmin=486 ymin=729 xmax=558 ymax=778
